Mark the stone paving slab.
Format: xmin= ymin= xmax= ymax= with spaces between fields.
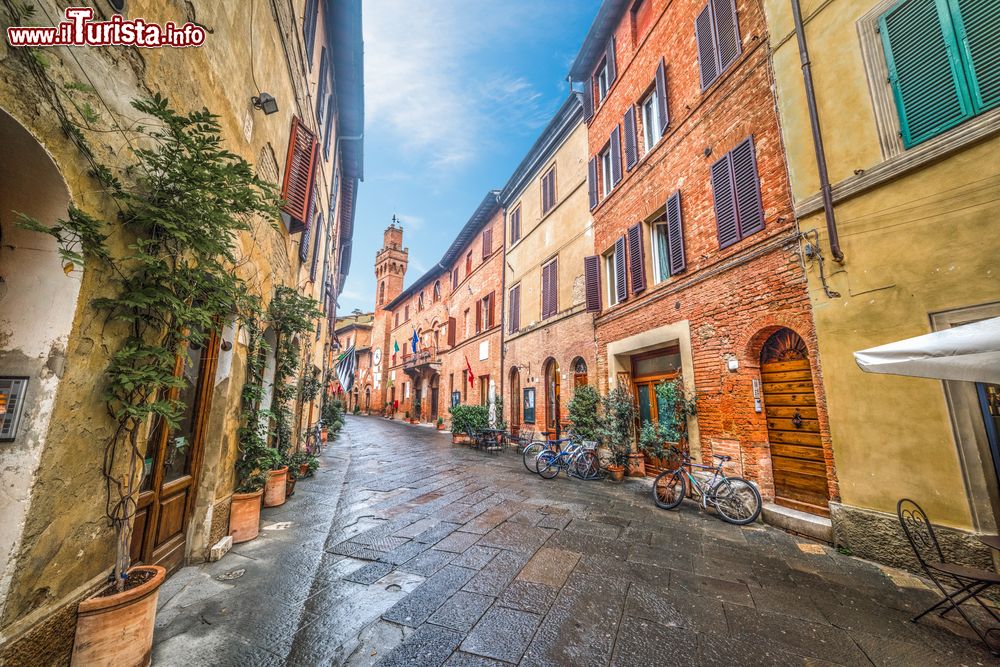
xmin=153 ymin=416 xmax=996 ymax=666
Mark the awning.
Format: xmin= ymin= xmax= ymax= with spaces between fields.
xmin=854 ymin=317 xmax=1000 ymax=384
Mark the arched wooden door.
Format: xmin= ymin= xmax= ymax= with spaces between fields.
xmin=760 ymin=328 xmax=828 ymax=516
xmin=509 ymin=368 xmax=521 ymax=435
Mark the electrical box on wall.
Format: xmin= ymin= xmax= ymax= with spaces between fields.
xmin=752 ymin=378 xmax=762 ymax=413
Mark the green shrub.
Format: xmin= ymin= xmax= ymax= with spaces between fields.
xmin=567 ymin=385 xmax=602 ymax=442
xmin=449 ymin=404 xmax=489 ymax=434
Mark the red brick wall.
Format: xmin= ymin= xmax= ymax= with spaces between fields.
xmin=584 ymin=0 xmax=837 ymax=502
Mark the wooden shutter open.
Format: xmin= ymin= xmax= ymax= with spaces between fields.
xmin=627 ymin=223 xmax=646 ymax=294
xmin=614 ymin=236 xmax=628 ymax=303
xmin=880 ymin=0 xmax=972 ymax=147
xmin=452 ymin=268 xmax=459 ymax=290
xmin=509 ymin=285 xmax=520 ymax=333
xmin=623 ymin=107 xmax=638 ymax=170
xmin=280 ymin=116 xmax=319 ymax=232
xmin=606 ymin=36 xmax=617 ymax=84
xmin=544 ymin=260 xmax=558 ymax=318
xmin=482 ymin=228 xmax=492 ymax=259
xmin=712 ymin=0 xmax=741 ymax=72
xmin=953 ymin=0 xmax=1000 ymax=112
xmin=665 ymin=192 xmax=686 ymax=275
xmin=310 ymin=214 xmax=324 ymax=281
xmin=584 ymin=255 xmax=601 ymax=313
xmin=510 ymin=207 xmax=521 ymax=243
xmin=476 ymin=300 xmax=482 ymax=333
xmin=588 ymin=157 xmax=599 ymax=209
xmin=583 ymin=83 xmax=595 ymax=122
xmin=711 ymin=152 xmax=739 ymax=248
xmin=696 ymin=5 xmax=719 ymax=89
xmin=610 ymin=126 xmax=622 ymax=188
xmin=540 ymin=265 xmax=550 ymax=320
xmin=655 ymin=58 xmax=670 ymax=133
xmin=731 ymin=137 xmax=764 ymax=238
xmin=448 ymin=317 xmax=457 ymax=347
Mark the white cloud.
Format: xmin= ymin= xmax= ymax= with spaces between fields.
xmin=364 ymin=0 xmax=561 ymax=170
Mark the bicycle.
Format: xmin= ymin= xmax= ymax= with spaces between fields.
xmin=652 ymin=447 xmax=762 ymax=525
xmin=535 ymin=439 xmax=601 ymax=480
xmin=303 ymin=422 xmax=324 ymax=455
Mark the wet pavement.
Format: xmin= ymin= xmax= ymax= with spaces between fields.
xmin=152 ymin=416 xmax=995 ymax=666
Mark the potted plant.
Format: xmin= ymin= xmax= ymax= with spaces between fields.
xmin=568 ymin=385 xmax=602 ymax=446
xmin=436 ymin=416 xmax=445 ymax=430
xmin=412 ymin=403 xmax=422 ymax=424
xmin=448 ymin=404 xmax=489 ymax=444
xmin=262 ymin=448 xmax=288 ymax=508
xmin=600 ymin=385 xmax=638 ymax=481
xmin=230 ymin=470 xmax=267 ymax=544
xmin=637 ymin=379 xmax=697 ymax=474
xmin=20 ymin=97 xmax=282 ymax=665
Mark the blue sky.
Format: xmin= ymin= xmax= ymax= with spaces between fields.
xmin=337 ymin=0 xmax=601 ymax=314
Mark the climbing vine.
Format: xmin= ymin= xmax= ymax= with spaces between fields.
xmin=268 ymin=286 xmax=321 ymax=458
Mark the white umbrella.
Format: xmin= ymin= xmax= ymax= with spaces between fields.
xmin=854 ymin=317 xmax=1000 ymax=384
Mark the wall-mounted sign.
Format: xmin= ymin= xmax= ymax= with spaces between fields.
xmin=523 ymin=387 xmax=536 ymax=424
xmin=0 ymin=377 xmax=28 ymax=442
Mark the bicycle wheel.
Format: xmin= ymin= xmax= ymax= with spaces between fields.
xmin=572 ymin=451 xmax=600 ymax=480
xmin=537 ymin=451 xmax=560 ymax=479
xmin=652 ymin=469 xmax=686 ymax=510
xmin=711 ymin=477 xmax=762 ymax=525
xmin=522 ymin=441 xmax=545 ymax=472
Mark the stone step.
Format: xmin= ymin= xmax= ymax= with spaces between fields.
xmin=762 ymin=502 xmax=833 ymax=543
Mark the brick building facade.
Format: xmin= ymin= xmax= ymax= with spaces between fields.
xmin=571 ymin=0 xmax=837 ymax=522
xmin=332 ymin=312 xmax=374 ymax=412
xmin=501 ymin=95 xmax=598 ymax=439
xmin=369 ymin=194 xmax=505 ymax=425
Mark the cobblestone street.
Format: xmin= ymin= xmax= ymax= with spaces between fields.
xmin=152 ymin=417 xmax=994 ymax=666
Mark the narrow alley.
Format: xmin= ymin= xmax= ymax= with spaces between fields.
xmin=153 ymin=417 xmax=994 ymax=666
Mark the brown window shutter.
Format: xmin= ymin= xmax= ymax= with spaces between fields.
xmin=666 ymin=191 xmax=686 ymax=275
xmin=509 ymin=285 xmax=520 ymax=333
xmin=540 ymin=264 xmax=550 ymax=319
xmin=448 ymin=317 xmax=456 ymax=347
xmin=614 ymin=236 xmax=628 ymax=303
xmin=487 ymin=291 xmax=495 ymax=328
xmin=482 ymin=228 xmax=492 ymax=259
xmin=731 ymin=137 xmax=764 ymax=237
xmin=584 ymin=255 xmax=601 ymax=312
xmin=712 ymin=151 xmax=740 ymax=248
xmin=655 ymin=57 xmax=670 ymax=133
xmin=452 ymin=268 xmax=459 ymax=290
xmin=627 ymin=223 xmax=646 ymax=294
xmin=280 ymin=116 xmax=319 ymax=233
xmin=546 ymin=260 xmax=558 ymax=317
xmin=476 ymin=300 xmax=482 ymax=333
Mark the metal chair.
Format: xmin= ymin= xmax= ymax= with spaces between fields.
xmin=897 ymin=498 xmax=1000 ymax=655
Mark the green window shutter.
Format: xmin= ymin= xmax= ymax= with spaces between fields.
xmin=880 ymin=0 xmax=973 ymax=147
xmin=949 ymin=0 xmax=1000 ymax=113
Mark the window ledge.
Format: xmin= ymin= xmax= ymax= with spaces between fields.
xmin=794 ymin=107 xmax=1000 ymax=218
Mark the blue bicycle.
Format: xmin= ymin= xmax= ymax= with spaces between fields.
xmin=536 ymin=439 xmax=600 ymax=480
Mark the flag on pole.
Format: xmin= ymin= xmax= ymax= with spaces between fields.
xmin=465 ymin=355 xmax=474 ymax=387
xmin=411 ymin=329 xmax=419 ymax=354
xmin=336 ymin=345 xmax=357 ymax=393
xmin=393 ymin=340 xmax=399 ymax=354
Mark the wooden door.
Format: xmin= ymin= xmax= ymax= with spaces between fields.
xmin=545 ymin=360 xmax=560 ymax=438
xmin=760 ymin=329 xmax=829 ymax=516
xmin=131 ymin=330 xmax=219 ymax=574
xmin=509 ymin=370 xmax=520 ymax=435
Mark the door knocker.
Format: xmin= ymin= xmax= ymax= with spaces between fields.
xmin=792 ymin=410 xmax=804 ymax=429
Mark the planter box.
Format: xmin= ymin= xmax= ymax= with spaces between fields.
xmin=452 ymin=433 xmax=472 ymax=445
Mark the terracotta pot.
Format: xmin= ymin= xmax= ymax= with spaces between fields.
xmin=263 ymin=466 xmax=288 ymax=507
xmin=627 ymin=453 xmax=646 ymax=478
xmin=452 ymin=434 xmax=471 ymax=445
xmin=320 ymin=428 xmax=328 ymax=442
xmin=230 ymin=488 xmax=263 ymax=543
xmin=608 ymin=465 xmax=625 ymax=482
xmin=299 ymin=462 xmax=310 ymax=478
xmin=286 ymin=476 xmax=296 ymax=497
xmin=71 ymin=565 xmax=166 ymax=667
xmin=436 ymin=423 xmax=446 ymax=430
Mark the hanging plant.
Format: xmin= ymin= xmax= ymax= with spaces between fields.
xmin=20 ymin=95 xmax=282 ymax=592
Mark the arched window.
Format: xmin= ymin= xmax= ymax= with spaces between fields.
xmin=572 ymin=357 xmax=588 ymax=387
xmin=433 ymin=280 xmax=442 ymax=301
xmin=418 ymin=291 xmax=424 ymax=311
xmin=379 ymin=281 xmax=386 ymax=304
xmin=544 ymin=358 xmax=561 ymax=436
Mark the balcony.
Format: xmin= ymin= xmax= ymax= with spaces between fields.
xmin=402 ymin=349 xmax=442 ymax=376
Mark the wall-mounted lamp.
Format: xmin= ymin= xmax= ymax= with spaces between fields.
xmin=726 ymin=357 xmax=739 ymax=372
xmin=251 ymin=93 xmax=279 ymax=115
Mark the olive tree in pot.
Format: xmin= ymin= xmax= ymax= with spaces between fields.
xmin=599 ymin=385 xmax=638 ymax=481
xmin=21 ymin=95 xmax=280 ymax=665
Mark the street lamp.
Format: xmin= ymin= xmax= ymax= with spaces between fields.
xmin=251 ymin=93 xmax=279 ymax=115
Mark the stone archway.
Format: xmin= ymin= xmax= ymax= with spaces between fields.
xmin=0 ymin=108 xmax=77 ymax=606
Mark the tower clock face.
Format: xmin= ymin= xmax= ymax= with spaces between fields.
xmin=373 ymin=348 xmax=382 ymax=366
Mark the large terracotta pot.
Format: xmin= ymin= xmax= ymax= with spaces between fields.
xmin=286 ymin=476 xmax=297 ymax=497
xmin=298 ymin=462 xmax=310 ymax=478
xmin=71 ymin=565 xmax=166 ymax=667
xmin=230 ymin=489 xmax=263 ymax=544
xmin=320 ymin=428 xmax=328 ymax=442
xmin=263 ymin=466 xmax=288 ymax=507
xmin=627 ymin=453 xmax=646 ymax=478
xmin=608 ymin=465 xmax=625 ymax=482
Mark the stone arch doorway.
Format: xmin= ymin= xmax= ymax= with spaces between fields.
xmin=509 ymin=367 xmax=521 ymax=434
xmin=544 ymin=358 xmax=561 ymax=438
xmin=0 ymin=108 xmax=78 ymax=600
xmin=760 ymin=328 xmax=829 ymax=516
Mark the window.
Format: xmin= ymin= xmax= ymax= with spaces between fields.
xmin=631 ymin=0 xmax=654 ymax=42
xmin=600 ymin=146 xmax=613 ymax=197
xmin=880 ymin=0 xmax=999 ymax=148
xmin=509 ymin=284 xmax=521 ymax=333
xmin=541 ymin=259 xmax=558 ymax=319
xmin=583 ymin=255 xmax=601 ymax=312
xmin=394 ymin=312 xmax=399 ymax=327
xmin=710 ymin=137 xmax=764 ymax=248
xmin=379 ymin=281 xmax=386 ymax=305
xmin=280 ymin=117 xmax=318 ymax=233
xmin=418 ymin=292 xmax=424 ymax=311
xmin=477 ymin=292 xmax=495 ymax=331
xmin=303 ymin=0 xmax=319 ymax=63
xmin=466 ymin=251 xmax=473 ymax=275
xmin=315 ymin=47 xmax=330 ymax=125
xmin=541 ymin=166 xmax=557 ymax=214
xmin=433 ymin=281 xmax=441 ymax=302
xmin=596 ymin=59 xmax=610 ymax=102
xmin=641 ymin=91 xmax=660 ymax=154
xmin=696 ymin=0 xmax=741 ymax=90
xmin=464 ymin=308 xmax=471 ymax=338
xmin=482 ymin=228 xmax=492 ymax=259
xmin=479 ymin=375 xmax=490 ymax=406
xmin=510 ymin=205 xmax=521 ymax=244
xmin=605 ymin=236 xmax=627 ymax=306
xmin=452 ymin=267 xmax=459 ymax=290
xmin=404 ymin=305 xmax=409 ymax=321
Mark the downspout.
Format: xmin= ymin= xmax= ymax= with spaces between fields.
xmin=791 ymin=0 xmax=843 ymax=263
xmin=496 ymin=192 xmax=507 ymax=430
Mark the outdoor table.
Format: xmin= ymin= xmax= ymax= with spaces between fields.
xmin=978 ymin=535 xmax=1000 ymax=551
xmin=479 ymin=428 xmax=505 ymax=452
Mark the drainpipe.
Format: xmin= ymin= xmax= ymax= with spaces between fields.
xmin=496 ymin=192 xmax=506 ymax=429
xmin=791 ymin=0 xmax=844 ymax=263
